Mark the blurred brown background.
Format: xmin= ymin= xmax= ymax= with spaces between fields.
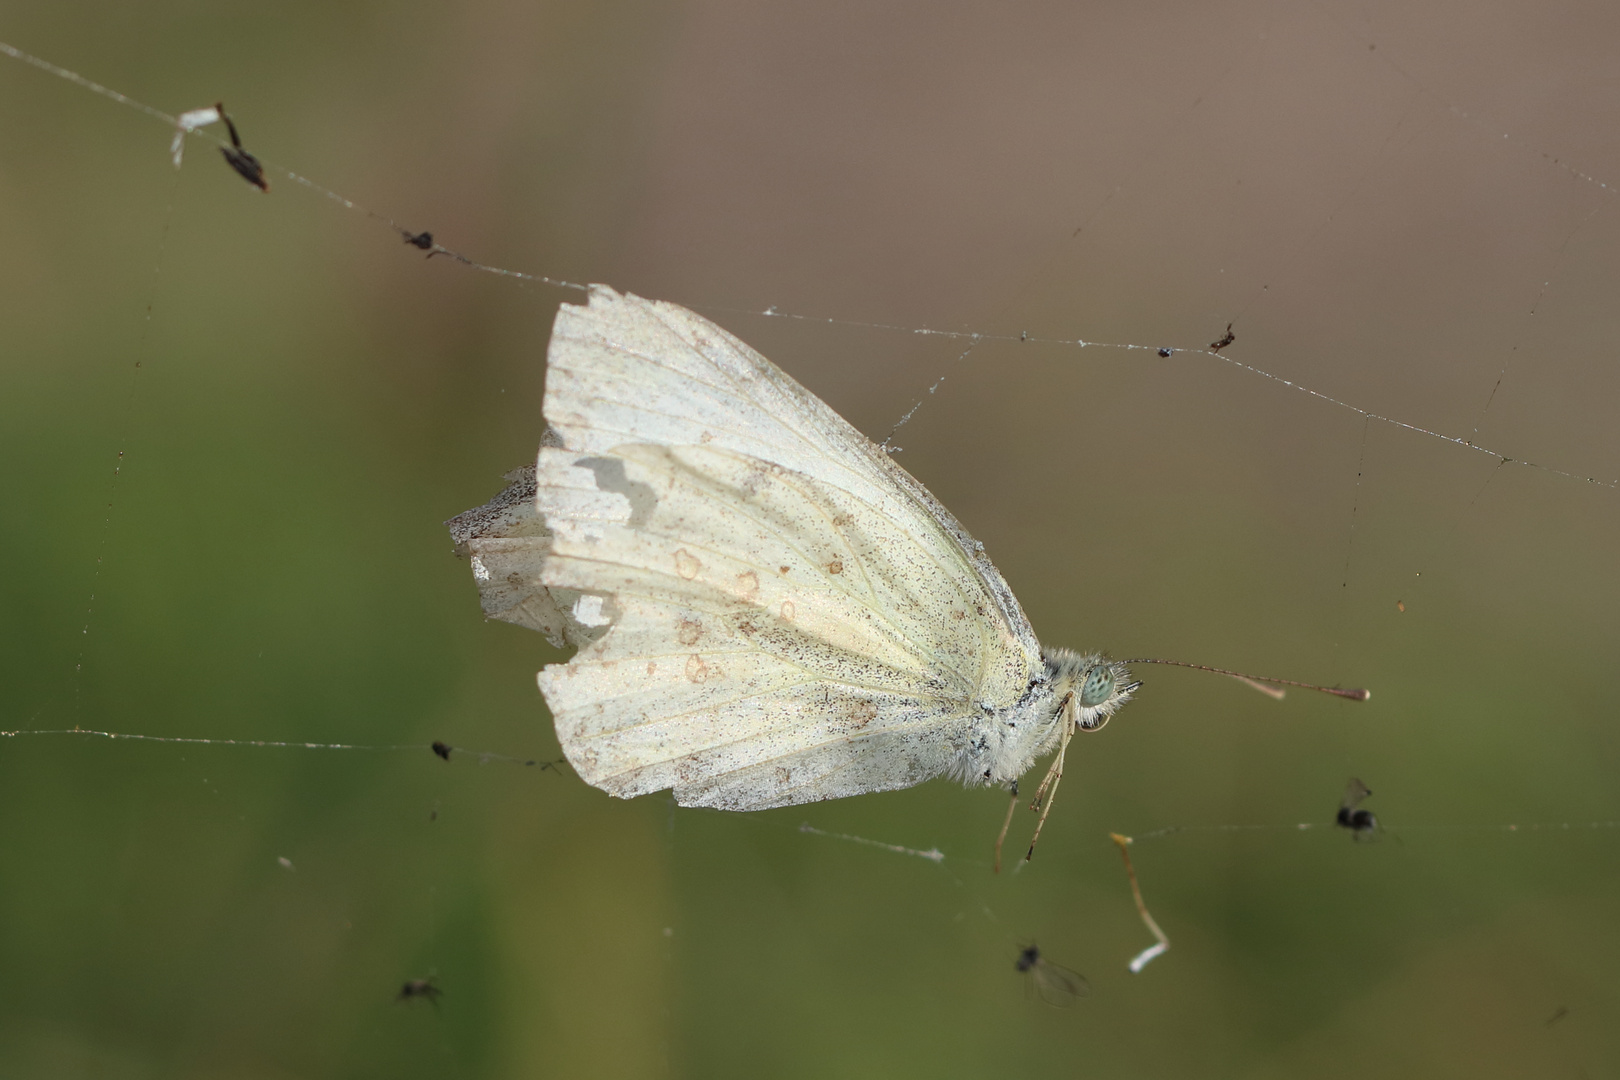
xmin=1 ymin=1 xmax=1617 ymax=1076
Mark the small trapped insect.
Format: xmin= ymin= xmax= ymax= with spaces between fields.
xmin=215 ymin=102 xmax=268 ymax=192
xmin=404 ymin=231 xmax=434 ymax=250
xmin=1209 ymin=323 xmax=1235 ymax=351
xmin=431 ymin=741 xmax=452 ymax=760
xmin=1016 ymin=944 xmax=1090 ymax=1006
xmin=1335 ymin=778 xmax=1379 ymax=839
xmin=397 ymin=976 xmax=442 ymax=1005
xmin=1157 ymin=347 xmax=1173 ymax=358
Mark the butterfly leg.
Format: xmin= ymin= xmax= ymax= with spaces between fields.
xmin=1024 ymin=695 xmax=1076 ymax=863
xmin=1025 ymin=693 xmax=1073 ymax=812
xmin=993 ymin=779 xmax=1020 ymax=873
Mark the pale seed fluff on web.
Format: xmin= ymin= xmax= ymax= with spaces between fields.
xmin=448 ymin=286 xmax=1361 ymax=861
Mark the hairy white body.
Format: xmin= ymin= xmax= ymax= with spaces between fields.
xmin=449 ymin=286 xmax=1134 ymax=810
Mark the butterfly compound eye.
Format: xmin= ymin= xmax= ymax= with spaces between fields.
xmin=1078 ymin=666 xmax=1116 ymax=708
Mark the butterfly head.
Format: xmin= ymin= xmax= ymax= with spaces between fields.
xmin=1044 ymin=649 xmax=1140 ymax=732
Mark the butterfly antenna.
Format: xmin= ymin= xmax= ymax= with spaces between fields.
xmin=1122 ymin=658 xmax=1370 ymax=701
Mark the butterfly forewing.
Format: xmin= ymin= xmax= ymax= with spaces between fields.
xmin=544 ymin=288 xmax=1040 ymax=652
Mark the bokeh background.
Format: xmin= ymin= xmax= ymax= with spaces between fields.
xmin=2 ymin=1 xmax=1617 ymax=1076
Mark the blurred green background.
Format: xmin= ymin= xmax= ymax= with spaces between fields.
xmin=2 ymin=1 xmax=1618 ymax=1076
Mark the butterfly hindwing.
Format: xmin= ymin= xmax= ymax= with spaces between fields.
xmin=538 ymin=442 xmax=988 ymax=807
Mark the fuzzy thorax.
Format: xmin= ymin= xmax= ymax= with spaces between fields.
xmin=953 ymin=649 xmax=1139 ymax=788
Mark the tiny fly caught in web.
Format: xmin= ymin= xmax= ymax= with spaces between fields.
xmin=1335 ymin=778 xmax=1381 ymax=841
xmin=213 ymin=102 xmax=268 ymax=192
xmin=396 ymin=975 xmax=442 ymax=1007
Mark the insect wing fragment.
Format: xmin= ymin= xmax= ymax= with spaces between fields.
xmin=1017 ymin=947 xmax=1091 ymax=1006
xmin=1339 ymin=777 xmax=1372 ymax=812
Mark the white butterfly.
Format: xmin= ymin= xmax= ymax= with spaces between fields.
xmin=449 ymin=286 xmax=1137 ymax=845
